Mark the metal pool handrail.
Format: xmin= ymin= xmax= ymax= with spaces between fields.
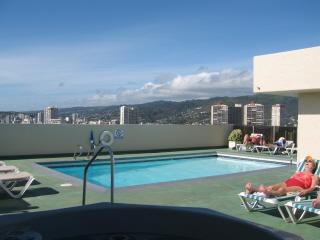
xmin=73 ymin=144 xmax=84 ymax=160
xmin=82 ymin=144 xmax=115 ymax=205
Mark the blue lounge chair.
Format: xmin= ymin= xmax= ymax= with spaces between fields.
xmin=238 ymin=159 xmax=320 ymax=222
xmin=273 ymin=141 xmax=295 ymax=156
xmin=284 ymin=200 xmax=320 ymax=224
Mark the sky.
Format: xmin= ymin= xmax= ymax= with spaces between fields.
xmin=0 ymin=0 xmax=319 ymax=111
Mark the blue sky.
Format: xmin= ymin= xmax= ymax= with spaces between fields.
xmin=0 ymin=0 xmax=319 ymax=111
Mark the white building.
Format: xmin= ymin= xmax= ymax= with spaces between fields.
xmin=44 ymin=106 xmax=59 ymax=124
xmin=254 ymin=46 xmax=320 ymax=160
xmin=21 ymin=117 xmax=31 ymax=124
xmin=72 ymin=113 xmax=79 ymax=124
xmin=88 ymin=120 xmax=101 ymax=125
xmin=210 ymin=104 xmax=228 ymax=125
xmin=109 ymin=119 xmax=119 ymax=125
xmin=243 ymin=103 xmax=264 ymax=126
xmin=48 ymin=118 xmax=62 ymax=124
xmin=21 ymin=115 xmax=32 ymax=124
xmin=271 ymin=104 xmax=285 ymax=126
xmin=120 ymin=106 xmax=138 ymax=124
xmin=37 ymin=112 xmax=43 ymax=124
xmin=5 ymin=115 xmax=13 ymax=124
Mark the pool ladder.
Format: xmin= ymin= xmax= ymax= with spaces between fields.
xmin=73 ymin=145 xmax=84 ymax=160
xmin=82 ymin=145 xmax=115 ymax=205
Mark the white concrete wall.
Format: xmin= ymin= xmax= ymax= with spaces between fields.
xmin=297 ymin=93 xmax=320 ymax=161
xmin=253 ymin=46 xmax=320 ymax=162
xmin=0 ymin=124 xmax=232 ymax=157
xmin=254 ymin=46 xmax=320 ymax=95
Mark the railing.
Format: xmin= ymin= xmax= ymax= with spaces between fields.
xmin=73 ymin=145 xmax=84 ymax=160
xmin=82 ymin=144 xmax=115 ymax=205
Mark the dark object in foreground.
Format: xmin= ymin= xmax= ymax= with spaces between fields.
xmin=0 ymin=203 xmax=302 ymax=240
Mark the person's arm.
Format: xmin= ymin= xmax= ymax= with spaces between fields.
xmin=299 ymin=176 xmax=319 ymax=196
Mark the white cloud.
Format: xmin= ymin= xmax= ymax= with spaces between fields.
xmin=87 ymin=69 xmax=253 ymax=106
xmin=0 ymin=39 xmax=252 ymax=110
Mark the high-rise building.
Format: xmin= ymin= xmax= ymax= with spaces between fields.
xmin=72 ymin=113 xmax=79 ymax=124
xmin=228 ymin=104 xmax=243 ymax=125
xmin=210 ymin=104 xmax=228 ymax=125
xmin=37 ymin=112 xmax=43 ymax=124
xmin=44 ymin=106 xmax=59 ymax=124
xmin=4 ymin=115 xmax=13 ymax=124
xmin=120 ymin=106 xmax=138 ymax=124
xmin=272 ymin=104 xmax=285 ymax=126
xmin=243 ymin=103 xmax=264 ymax=126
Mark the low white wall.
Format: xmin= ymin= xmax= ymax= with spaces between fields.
xmin=0 ymin=124 xmax=232 ymax=157
xmin=298 ymin=93 xmax=320 ymax=161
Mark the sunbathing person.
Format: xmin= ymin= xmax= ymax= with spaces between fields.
xmin=243 ymin=133 xmax=265 ymax=146
xmin=243 ymin=134 xmax=252 ymax=145
xmin=274 ymin=137 xmax=286 ymax=147
xmin=245 ymin=155 xmax=318 ymax=197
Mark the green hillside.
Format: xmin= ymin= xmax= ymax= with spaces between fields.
xmin=56 ymin=94 xmax=297 ymax=125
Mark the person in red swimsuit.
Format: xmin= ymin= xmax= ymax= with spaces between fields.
xmin=245 ymin=155 xmax=318 ymax=197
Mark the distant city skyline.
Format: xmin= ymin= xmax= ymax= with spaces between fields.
xmin=0 ymin=0 xmax=319 ymax=111
xmin=0 ymin=102 xmax=289 ymax=126
xmin=0 ymin=93 xmax=298 ymax=127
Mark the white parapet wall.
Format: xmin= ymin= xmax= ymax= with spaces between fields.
xmin=0 ymin=124 xmax=232 ymax=157
xmin=254 ymin=46 xmax=320 ymax=95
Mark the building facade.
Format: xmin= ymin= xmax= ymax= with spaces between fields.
xmin=72 ymin=113 xmax=79 ymax=124
xmin=44 ymin=106 xmax=59 ymax=124
xmin=120 ymin=106 xmax=138 ymax=124
xmin=37 ymin=112 xmax=43 ymax=124
xmin=228 ymin=104 xmax=243 ymax=125
xmin=243 ymin=103 xmax=264 ymax=126
xmin=254 ymin=46 xmax=320 ymax=160
xmin=210 ymin=104 xmax=228 ymax=125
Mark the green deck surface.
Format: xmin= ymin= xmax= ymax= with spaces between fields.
xmin=0 ymin=148 xmax=318 ymax=240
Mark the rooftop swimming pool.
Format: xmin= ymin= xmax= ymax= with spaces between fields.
xmin=41 ymin=154 xmax=285 ymax=188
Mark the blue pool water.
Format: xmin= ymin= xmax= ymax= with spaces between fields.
xmin=45 ymin=155 xmax=284 ymax=188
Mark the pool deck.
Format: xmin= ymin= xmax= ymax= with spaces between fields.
xmin=0 ymin=148 xmax=318 ymax=240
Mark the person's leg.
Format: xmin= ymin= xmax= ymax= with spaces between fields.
xmin=243 ymin=134 xmax=249 ymax=144
xmin=266 ymin=182 xmax=285 ymax=191
xmin=245 ymin=182 xmax=266 ymax=194
xmin=245 ymin=182 xmax=283 ymax=194
xmin=264 ymin=185 xmax=303 ymax=197
xmin=255 ymin=182 xmax=284 ymax=193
